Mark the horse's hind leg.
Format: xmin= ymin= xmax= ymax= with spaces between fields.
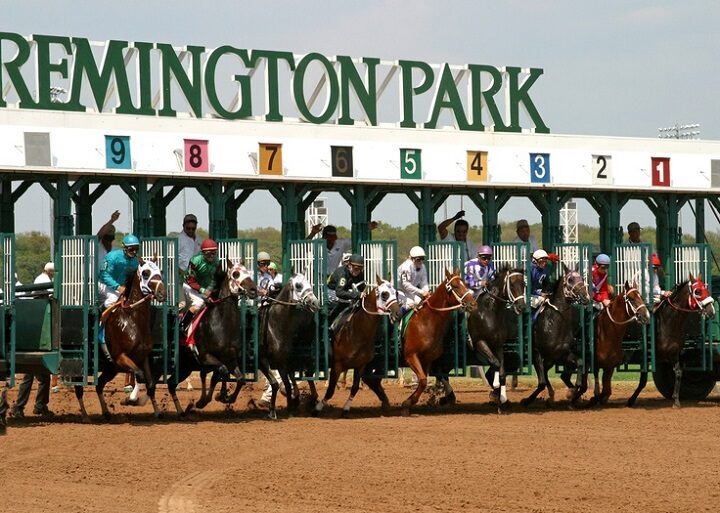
xmin=225 ymin=365 xmax=245 ymax=405
xmin=401 ymin=353 xmax=428 ymax=416
xmin=168 ymin=354 xmax=192 ymax=416
xmin=141 ymin=358 xmax=162 ymax=418
xmin=95 ymin=368 xmax=118 ymax=420
xmin=599 ymin=368 xmax=614 ymax=405
xmin=314 ymin=361 xmax=343 ymax=416
xmin=627 ymin=371 xmax=648 ymax=407
xmin=340 ymin=367 xmax=365 ymax=418
xmin=544 ymin=367 xmax=555 ymax=405
xmin=521 ymin=352 xmax=546 ymax=407
xmin=672 ymin=359 xmax=683 ymax=409
xmin=362 ymin=375 xmax=390 ymax=413
xmin=437 ymin=376 xmax=456 ymax=406
xmin=196 ymin=371 xmax=222 ymax=409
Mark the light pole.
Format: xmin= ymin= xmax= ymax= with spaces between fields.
xmin=658 ymin=123 xmax=700 ymax=140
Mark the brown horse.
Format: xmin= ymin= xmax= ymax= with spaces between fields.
xmin=571 ymin=281 xmax=649 ymax=406
xmin=312 ymin=277 xmax=401 ymax=417
xmin=401 ymin=269 xmax=476 ymax=416
xmin=75 ymin=258 xmax=166 ymax=422
xmin=627 ymin=274 xmax=715 ymax=408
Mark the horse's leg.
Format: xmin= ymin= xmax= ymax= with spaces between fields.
xmin=141 ymin=358 xmax=162 ymax=418
xmin=437 ymin=376 xmax=456 ymax=406
xmin=362 ymin=375 xmax=390 ymax=413
xmin=544 ymin=366 xmax=555 ymax=406
xmin=475 ymin=339 xmax=501 ymax=367
xmin=520 ymin=352 xmax=546 ymax=407
xmin=627 ymin=371 xmax=648 ymax=407
xmin=672 ymin=359 xmax=683 ymax=409
xmin=599 ymin=367 xmax=614 ymax=405
xmin=589 ymin=366 xmax=601 ymax=405
xmin=95 ymin=368 xmax=118 ymax=421
xmin=497 ymin=353 xmax=509 ymax=412
xmin=215 ymin=381 xmax=229 ymax=403
xmin=314 ymin=361 xmax=342 ymax=416
xmin=340 ymin=367 xmax=365 ymax=418
xmin=168 ymin=353 xmax=193 ymax=416
xmin=256 ymin=358 xmax=280 ymax=420
xmin=279 ymin=371 xmax=295 ymax=415
xmin=401 ymin=353 xmax=428 ymax=416
xmin=74 ymin=384 xmax=91 ymax=423
xmin=225 ymin=365 xmax=245 ymax=405
xmin=196 ymin=371 xmax=222 ymax=409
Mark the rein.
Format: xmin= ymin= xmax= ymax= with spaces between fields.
xmin=603 ymin=288 xmax=648 ymax=325
xmin=360 ymin=288 xmax=397 ymax=316
xmin=485 ymin=271 xmax=525 ymax=308
xmin=423 ymin=275 xmax=472 ymax=312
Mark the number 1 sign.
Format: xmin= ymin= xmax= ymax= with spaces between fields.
xmin=651 ymin=157 xmax=670 ymax=186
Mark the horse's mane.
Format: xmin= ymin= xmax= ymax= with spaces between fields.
xmin=668 ymin=280 xmax=690 ymax=301
xmin=210 ymin=263 xmax=228 ymax=300
xmin=122 ymin=267 xmax=136 ymax=299
xmin=488 ymin=264 xmax=523 ymax=287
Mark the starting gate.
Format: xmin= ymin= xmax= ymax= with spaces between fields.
xmin=287 ymin=239 xmax=328 ymax=380
xmin=359 ymin=240 xmax=399 ymax=378
xmin=425 ymin=241 xmax=466 ymax=377
xmin=217 ymin=239 xmax=260 ymax=381
xmin=491 ymin=242 xmax=532 ymax=375
xmin=612 ymin=243 xmax=653 ymax=373
xmin=0 ymin=234 xmax=15 ymax=386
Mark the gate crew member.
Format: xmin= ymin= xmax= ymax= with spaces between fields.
xmin=591 ymin=253 xmax=614 ymax=308
xmin=97 ymin=234 xmax=141 ymax=362
xmin=464 ymin=245 xmax=496 ymax=299
xmin=530 ymin=249 xmax=552 ymax=311
xmin=438 ymin=210 xmax=476 ymax=263
xmin=181 ymin=239 xmax=220 ymax=354
xmin=326 ymin=253 xmax=366 ymax=336
xmin=651 ymin=254 xmax=670 ymax=302
xmin=178 ymin=213 xmax=203 ymax=280
xmin=397 ymin=246 xmax=430 ymax=313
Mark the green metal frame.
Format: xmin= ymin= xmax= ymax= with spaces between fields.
xmin=1 ymin=234 xmax=16 ymax=387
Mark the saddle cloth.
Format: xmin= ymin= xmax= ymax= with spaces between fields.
xmin=181 ymin=308 xmax=209 ymax=347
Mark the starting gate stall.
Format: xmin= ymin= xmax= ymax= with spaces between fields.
xmin=612 ymin=243 xmax=653 ymax=373
xmin=359 ymin=240 xmax=399 ymax=378
xmin=553 ymin=243 xmax=595 ymax=374
xmin=0 ymin=234 xmax=15 ymax=386
xmin=287 ymin=239 xmax=328 ymax=380
xmin=140 ymin=238 xmax=180 ymax=381
xmin=668 ymin=244 xmax=714 ymax=371
xmin=58 ymin=235 xmax=97 ymax=385
xmin=491 ymin=242 xmax=532 ymax=375
xmin=217 ymin=239 xmax=260 ymax=381
xmin=425 ymin=241 xmax=466 ymax=377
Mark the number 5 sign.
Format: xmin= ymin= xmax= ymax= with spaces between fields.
xmin=400 ymin=149 xmax=422 ymax=180
xmin=651 ymin=157 xmax=670 ymax=186
xmin=529 ymin=153 xmax=551 ymax=183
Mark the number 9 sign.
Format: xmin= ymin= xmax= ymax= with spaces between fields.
xmin=105 ymin=135 xmax=131 ymax=169
xmin=529 ymin=153 xmax=550 ymax=183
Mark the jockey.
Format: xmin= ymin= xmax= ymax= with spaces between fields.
xmin=256 ymin=251 xmax=274 ymax=297
xmin=326 ymin=253 xmax=366 ymax=333
xmin=397 ymin=246 xmax=430 ymax=312
xmin=97 ymin=234 xmax=140 ymax=363
xmin=591 ymin=253 xmax=614 ymax=307
xmin=341 ymin=252 xmax=352 ymax=268
xmin=651 ymin=254 xmax=669 ymax=302
xmin=530 ymin=249 xmax=552 ymax=310
xmin=464 ymin=245 xmax=496 ymax=298
xmin=268 ymin=262 xmax=283 ymax=286
xmin=180 ymin=239 xmax=220 ymax=351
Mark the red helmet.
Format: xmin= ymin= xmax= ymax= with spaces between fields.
xmin=201 ymin=239 xmax=218 ymax=252
xmin=651 ymin=254 xmax=661 ymax=267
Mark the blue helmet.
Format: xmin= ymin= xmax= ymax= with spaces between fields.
xmin=122 ymin=234 xmax=140 ymax=247
xmin=596 ymin=253 xmax=610 ymax=265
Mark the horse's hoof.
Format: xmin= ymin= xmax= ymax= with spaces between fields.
xmin=381 ymin=402 xmax=391 ymax=416
xmin=498 ymin=401 xmax=511 ymax=413
xmin=519 ymin=398 xmax=531 ymax=407
xmin=102 ymin=412 xmax=112 ymax=422
xmin=673 ymin=402 xmax=682 ymax=409
xmin=400 ymin=407 xmax=410 ymax=417
xmin=184 ymin=402 xmax=195 ymax=414
xmin=266 ymin=410 xmax=278 ymax=421
xmin=311 ymin=409 xmax=320 ymax=418
xmin=81 ymin=415 xmax=92 ymax=424
xmin=341 ymin=410 xmax=350 ymax=419
xmin=438 ymin=394 xmax=456 ymax=407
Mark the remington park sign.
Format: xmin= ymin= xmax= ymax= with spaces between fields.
xmin=0 ymin=32 xmax=549 ymax=133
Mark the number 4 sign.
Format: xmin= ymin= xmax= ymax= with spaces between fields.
xmin=651 ymin=157 xmax=670 ymax=186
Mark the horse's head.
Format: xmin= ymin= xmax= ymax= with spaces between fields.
xmin=494 ymin=266 xmax=526 ymax=314
xmin=444 ymin=268 xmax=477 ymax=313
xmin=226 ymin=258 xmax=258 ymax=299
xmin=688 ymin=273 xmax=715 ymax=319
xmin=374 ymin=276 xmax=401 ymax=323
xmin=563 ymin=265 xmax=591 ymax=306
xmin=137 ymin=258 xmax=166 ymax=302
xmin=623 ymin=280 xmax=650 ymax=324
xmin=289 ymin=272 xmax=319 ymax=312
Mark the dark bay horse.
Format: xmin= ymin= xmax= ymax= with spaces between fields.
xmin=521 ymin=266 xmax=591 ymax=407
xmin=433 ymin=265 xmax=526 ymax=411
xmin=75 ymin=258 xmax=166 ymax=422
xmin=313 ymin=277 xmax=401 ymax=417
xmin=258 ymin=272 xmax=319 ymax=420
xmin=571 ymin=281 xmax=649 ymax=406
xmin=401 ymin=269 xmax=476 ymax=416
xmin=627 ymin=274 xmax=715 ymax=408
xmin=167 ymin=259 xmax=257 ymax=415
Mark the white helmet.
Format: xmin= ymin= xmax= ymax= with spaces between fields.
xmin=532 ymin=249 xmax=549 ymax=261
xmin=409 ymin=246 xmax=426 ymax=259
xmin=257 ymin=251 xmax=271 ymax=262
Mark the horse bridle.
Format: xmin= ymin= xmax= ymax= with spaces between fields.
xmin=424 ymin=275 xmax=473 ymax=312
xmin=360 ymin=285 xmax=398 ymax=316
xmin=228 ymin=263 xmax=253 ymax=297
xmin=604 ymin=288 xmax=648 ymax=325
xmin=563 ymin=271 xmax=588 ymax=302
xmin=123 ymin=263 xmax=163 ymax=309
xmin=265 ymin=277 xmax=317 ymax=310
xmin=665 ymin=279 xmax=715 ymax=314
xmin=486 ymin=271 xmax=526 ymax=310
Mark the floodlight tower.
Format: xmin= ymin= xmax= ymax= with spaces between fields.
xmin=658 ymin=123 xmax=700 ymax=140
xmin=560 ymin=200 xmax=578 ymax=243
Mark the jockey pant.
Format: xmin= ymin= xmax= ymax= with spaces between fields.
xmin=98 ymin=282 xmax=120 ymax=308
xmin=182 ymin=283 xmax=206 ymax=310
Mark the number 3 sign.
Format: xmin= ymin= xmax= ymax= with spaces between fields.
xmin=530 ymin=153 xmax=551 ymax=183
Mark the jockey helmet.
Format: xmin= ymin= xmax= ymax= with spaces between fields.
xmin=532 ymin=249 xmax=549 ymax=261
xmin=596 ymin=253 xmax=611 ymax=265
xmin=44 ymin=262 xmax=55 ymax=272
xmin=651 ymin=254 xmax=662 ymax=267
xmin=257 ymin=251 xmax=271 ymax=263
xmin=477 ymin=245 xmax=493 ymax=256
xmin=122 ymin=234 xmax=140 ymax=247
xmin=349 ymin=254 xmax=364 ymax=267
xmin=409 ymin=246 xmax=426 ymax=259
xmin=201 ymin=239 xmax=218 ymax=252
xmin=268 ymin=262 xmax=278 ymax=271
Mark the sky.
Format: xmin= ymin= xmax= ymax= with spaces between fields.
xmin=5 ymin=0 xmax=720 ymax=237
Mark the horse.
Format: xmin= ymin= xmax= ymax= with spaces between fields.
xmin=75 ymin=258 xmax=166 ymax=422
xmin=258 ymin=272 xmax=320 ymax=420
xmin=431 ymin=265 xmax=526 ymax=411
xmin=627 ymin=274 xmax=715 ymax=408
xmin=167 ymin=259 xmax=257 ymax=415
xmin=570 ymin=281 xmax=650 ymax=406
xmin=521 ymin=265 xmax=591 ymax=407
xmin=312 ymin=277 xmax=401 ymax=417
xmin=401 ymin=268 xmax=476 ymax=416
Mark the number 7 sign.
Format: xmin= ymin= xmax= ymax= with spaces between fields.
xmin=651 ymin=157 xmax=670 ymax=186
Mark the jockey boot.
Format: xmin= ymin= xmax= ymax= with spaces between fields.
xmin=100 ymin=342 xmax=113 ymax=364
xmin=179 ymin=310 xmax=195 ymax=336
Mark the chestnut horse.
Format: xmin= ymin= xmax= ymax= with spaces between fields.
xmin=571 ymin=281 xmax=649 ymax=406
xmin=75 ymin=258 xmax=166 ymax=422
xmin=627 ymin=274 xmax=715 ymax=408
xmin=401 ymin=269 xmax=476 ymax=416
xmin=313 ymin=277 xmax=401 ymax=417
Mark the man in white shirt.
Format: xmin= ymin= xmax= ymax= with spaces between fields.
xmin=512 ymin=219 xmax=539 ymax=252
xmin=397 ymin=246 xmax=430 ymax=311
xmin=437 ymin=210 xmax=476 ymax=263
xmin=178 ymin=213 xmax=203 ymax=280
xmin=33 ymin=262 xmax=54 ymax=287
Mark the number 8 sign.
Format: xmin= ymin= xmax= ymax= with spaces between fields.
xmin=530 ymin=153 xmax=551 ymax=183
xmin=184 ymin=139 xmax=209 ymax=172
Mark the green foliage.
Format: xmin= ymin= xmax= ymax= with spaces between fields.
xmin=15 ymin=231 xmax=52 ymax=284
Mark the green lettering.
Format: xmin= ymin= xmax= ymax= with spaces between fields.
xmin=425 ymin=64 xmax=470 ymax=130
xmin=247 ymin=50 xmax=295 ymax=122
xmin=293 ymin=53 xmax=339 ymax=124
xmin=399 ymin=60 xmax=434 ymax=128
xmin=204 ymin=46 xmax=253 ymax=119
xmin=506 ymin=67 xmax=549 ymax=134
xmin=337 ymin=56 xmax=378 ymax=126
xmin=157 ymin=44 xmax=205 ymax=118
xmin=33 ymin=34 xmax=78 ymax=111
xmin=467 ymin=64 xmax=510 ymax=132
xmin=133 ymin=42 xmax=155 ymax=115
xmin=0 ymin=32 xmax=35 ymax=108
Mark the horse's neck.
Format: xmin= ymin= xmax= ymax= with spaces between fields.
xmin=551 ymin=280 xmax=569 ymax=305
xmin=127 ymin=275 xmax=143 ymax=303
xmin=426 ymin=283 xmax=452 ymax=310
xmin=607 ymin=294 xmax=631 ymax=320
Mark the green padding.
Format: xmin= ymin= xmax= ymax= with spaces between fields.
xmin=399 ymin=309 xmax=416 ymax=341
xmin=15 ymin=299 xmax=52 ymax=351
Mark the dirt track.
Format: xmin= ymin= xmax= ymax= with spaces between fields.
xmin=1 ymin=377 xmax=719 ymax=513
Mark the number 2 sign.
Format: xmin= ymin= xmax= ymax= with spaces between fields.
xmin=651 ymin=157 xmax=670 ymax=186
